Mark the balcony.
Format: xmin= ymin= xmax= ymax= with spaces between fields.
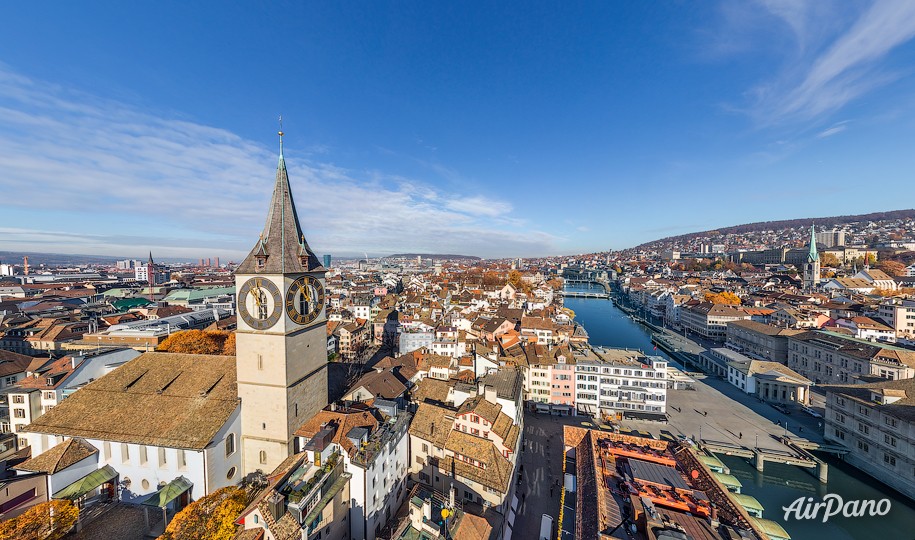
xmin=285 ymin=452 xmax=343 ymax=524
xmin=351 ymin=412 xmax=412 ymax=468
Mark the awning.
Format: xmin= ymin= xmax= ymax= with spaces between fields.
xmin=140 ymin=476 xmax=193 ymax=508
xmin=303 ymin=473 xmax=350 ymax=526
xmin=731 ymin=493 xmax=764 ymax=514
xmin=698 ymin=454 xmax=725 ymax=471
xmin=750 ymin=517 xmax=791 ymax=540
xmin=712 ymin=471 xmax=742 ymax=490
xmin=53 ymin=465 xmax=118 ymax=500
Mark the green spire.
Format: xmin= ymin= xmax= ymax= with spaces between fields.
xmin=807 ymin=224 xmax=819 ymax=263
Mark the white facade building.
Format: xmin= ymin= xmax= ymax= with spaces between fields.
xmin=574 ymin=348 xmax=668 ymax=419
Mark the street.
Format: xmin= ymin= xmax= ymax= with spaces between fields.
xmin=512 ymin=411 xmax=593 ymax=540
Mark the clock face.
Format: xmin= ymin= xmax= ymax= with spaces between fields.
xmin=285 ymin=275 xmax=325 ymax=326
xmin=238 ymin=278 xmax=282 ymax=330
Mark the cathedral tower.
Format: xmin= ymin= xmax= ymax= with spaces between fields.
xmin=235 ymin=132 xmax=328 ymax=473
xmin=803 ymin=224 xmax=820 ymax=291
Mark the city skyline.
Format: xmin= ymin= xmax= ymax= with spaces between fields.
xmin=3 ymin=2 xmax=915 ymax=259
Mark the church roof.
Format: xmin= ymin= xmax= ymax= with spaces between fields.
xmin=237 ymin=140 xmax=324 ymax=275
xmin=19 ymin=352 xmax=239 ymax=450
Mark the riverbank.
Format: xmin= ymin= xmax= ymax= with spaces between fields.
xmin=563 ymin=287 xmax=915 ymax=539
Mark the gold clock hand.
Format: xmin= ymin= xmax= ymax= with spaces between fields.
xmin=299 ymin=282 xmax=311 ymax=303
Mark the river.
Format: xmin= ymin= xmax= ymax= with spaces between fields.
xmin=563 ymin=284 xmax=915 ymax=540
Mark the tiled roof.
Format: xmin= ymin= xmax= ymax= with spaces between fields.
xmin=15 ymin=437 xmax=98 ymax=474
xmin=442 ymin=431 xmax=513 ymax=493
xmin=456 ymin=396 xmax=502 ymax=425
xmin=412 ymin=377 xmax=451 ymax=404
xmin=294 ymin=408 xmax=379 ymax=457
xmin=408 ymin=402 xmax=452 ymax=448
xmin=20 ymin=353 xmax=239 ymax=450
xmin=236 ymin=151 xmax=324 ymax=275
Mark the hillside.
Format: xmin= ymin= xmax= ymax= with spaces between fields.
xmin=633 ymin=209 xmax=915 ymax=251
xmin=387 ymin=253 xmax=482 ymax=261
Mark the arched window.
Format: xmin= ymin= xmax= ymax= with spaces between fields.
xmin=259 ymin=450 xmax=267 ymax=464
xmin=225 ymin=433 xmax=236 ymax=457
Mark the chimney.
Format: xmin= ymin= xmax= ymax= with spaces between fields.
xmin=449 ymin=483 xmax=456 ymax=509
xmin=431 ymin=422 xmax=435 ymax=435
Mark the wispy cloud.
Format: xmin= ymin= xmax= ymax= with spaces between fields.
xmin=0 ymin=64 xmax=556 ymax=259
xmin=816 ymin=121 xmax=848 ymax=138
xmin=718 ymin=1 xmax=915 ymax=125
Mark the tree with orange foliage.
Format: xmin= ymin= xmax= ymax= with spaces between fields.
xmin=222 ymin=332 xmax=236 ymax=355
xmin=873 ymin=288 xmax=915 ymax=297
xmin=821 ymin=253 xmax=841 ymax=268
xmin=156 ymin=330 xmax=232 ymax=355
xmin=546 ymin=278 xmax=564 ymax=291
xmin=703 ymin=291 xmax=742 ymax=305
xmin=876 ymin=260 xmax=906 ymax=277
xmin=159 ymin=487 xmax=248 ymax=540
xmin=0 ymin=499 xmax=79 ymax=540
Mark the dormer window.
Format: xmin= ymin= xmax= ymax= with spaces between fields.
xmin=255 ymin=256 xmax=266 ymax=270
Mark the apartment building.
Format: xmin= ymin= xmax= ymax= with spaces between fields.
xmin=725 ymin=320 xmax=804 ymax=363
xmin=824 ymin=379 xmax=915 ymax=498
xmin=681 ymin=302 xmax=750 ymax=342
xmin=786 ymin=331 xmax=915 ymax=385
xmin=573 ymin=347 xmax=667 ymax=420
xmin=878 ymin=298 xmax=915 ymax=339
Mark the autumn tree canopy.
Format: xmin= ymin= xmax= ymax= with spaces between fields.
xmin=156 ymin=330 xmax=235 ymax=355
xmin=0 ymin=500 xmax=79 ymax=540
xmin=159 ymin=487 xmax=249 ymax=540
xmin=876 ymin=260 xmax=906 ymax=277
xmin=820 ymin=253 xmax=841 ymax=268
xmin=704 ymin=291 xmax=742 ymax=305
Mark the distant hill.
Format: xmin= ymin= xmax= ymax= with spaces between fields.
xmin=0 ymin=251 xmax=194 ymax=266
xmin=387 ymin=253 xmax=482 ymax=261
xmin=633 ymin=209 xmax=915 ymax=250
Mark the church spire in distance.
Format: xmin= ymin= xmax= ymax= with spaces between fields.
xmin=236 ymin=123 xmax=324 ymax=275
xmin=807 ymin=224 xmax=819 ymax=263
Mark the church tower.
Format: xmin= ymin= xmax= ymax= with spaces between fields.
xmin=235 ymin=131 xmax=328 ymax=474
xmin=803 ymin=224 xmax=820 ymax=291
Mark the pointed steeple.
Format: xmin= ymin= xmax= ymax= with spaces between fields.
xmin=237 ymin=129 xmax=324 ymax=275
xmin=148 ymin=251 xmax=154 ymax=265
xmin=807 ymin=224 xmax=819 ymax=263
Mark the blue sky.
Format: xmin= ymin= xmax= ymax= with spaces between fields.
xmin=2 ymin=1 xmax=915 ymax=260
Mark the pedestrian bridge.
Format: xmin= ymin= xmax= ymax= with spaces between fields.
xmin=559 ymin=290 xmax=609 ymax=299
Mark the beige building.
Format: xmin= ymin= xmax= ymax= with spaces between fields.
xmin=408 ymin=381 xmax=521 ymax=532
xmin=824 ymin=379 xmax=915 ymax=498
xmin=234 ymin=143 xmax=330 ymax=475
xmin=787 ymin=331 xmax=915 ymax=385
xmin=878 ymin=298 xmax=915 ymax=339
xmin=681 ymin=302 xmax=750 ymax=342
xmin=725 ymin=320 xmax=803 ymax=363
